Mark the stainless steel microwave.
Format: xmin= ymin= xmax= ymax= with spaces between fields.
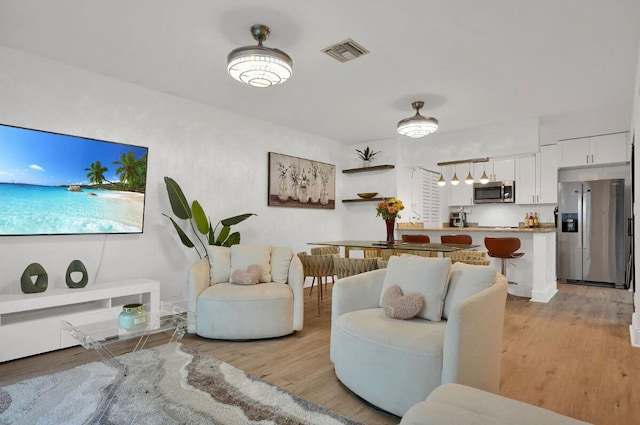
xmin=473 ymin=181 xmax=515 ymax=204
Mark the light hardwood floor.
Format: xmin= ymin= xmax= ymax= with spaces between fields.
xmin=0 ymin=282 xmax=638 ymax=425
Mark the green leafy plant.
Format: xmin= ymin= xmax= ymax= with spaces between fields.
xmin=356 ymin=146 xmax=381 ymax=161
xmin=163 ymin=176 xmax=255 ymax=259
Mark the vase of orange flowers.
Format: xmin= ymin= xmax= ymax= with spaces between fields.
xmin=376 ymin=198 xmax=404 ymax=243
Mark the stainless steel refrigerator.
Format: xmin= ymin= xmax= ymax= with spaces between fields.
xmin=557 ymin=179 xmax=627 ymax=287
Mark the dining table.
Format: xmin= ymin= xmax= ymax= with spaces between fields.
xmin=308 ymin=240 xmax=478 ymax=258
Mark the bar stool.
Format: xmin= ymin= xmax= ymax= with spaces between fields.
xmin=441 ymin=234 xmax=472 ymax=245
xmin=397 ymin=234 xmax=437 ymax=258
xmin=402 ymin=234 xmax=430 ymax=243
xmin=484 ymin=237 xmax=524 ymax=297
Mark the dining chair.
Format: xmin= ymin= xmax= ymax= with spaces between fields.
xmin=333 ymin=256 xmax=379 ymax=279
xmin=310 ymin=246 xmax=340 ymax=256
xmin=379 ymin=249 xmax=437 ymax=260
xmin=444 ymin=250 xmax=490 ymax=265
xmin=441 ymin=234 xmax=473 ymax=245
xmin=363 ymin=248 xmax=382 ymax=259
xmin=401 ymin=234 xmax=431 ymax=243
xmin=297 ymin=252 xmax=336 ymax=313
xmin=310 ymin=246 xmax=339 ymax=289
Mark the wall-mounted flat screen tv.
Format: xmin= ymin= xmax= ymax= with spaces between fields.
xmin=0 ymin=123 xmax=148 ymax=236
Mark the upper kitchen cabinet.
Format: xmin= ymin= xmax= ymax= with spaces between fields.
xmin=448 ymin=159 xmax=514 ymax=206
xmin=447 ymin=166 xmax=474 ymax=206
xmin=557 ymin=132 xmax=629 ymax=168
xmin=449 ymin=182 xmax=473 ymax=206
xmin=516 ymin=156 xmax=536 ymax=204
xmin=515 ymin=145 xmax=557 ymax=204
xmin=538 ymin=145 xmax=558 ymax=203
xmin=487 ymin=159 xmax=516 ymax=182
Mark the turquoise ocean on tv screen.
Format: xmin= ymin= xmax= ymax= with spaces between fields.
xmin=0 ymin=183 xmax=144 ymax=235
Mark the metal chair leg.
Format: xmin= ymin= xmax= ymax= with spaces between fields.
xmin=502 ymin=258 xmax=522 ymax=300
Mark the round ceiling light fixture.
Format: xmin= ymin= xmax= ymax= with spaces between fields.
xmin=397 ymin=101 xmax=439 ymax=138
xmin=227 ymin=24 xmax=293 ymax=88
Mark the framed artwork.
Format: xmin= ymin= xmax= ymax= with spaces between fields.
xmin=268 ymin=152 xmax=335 ymax=209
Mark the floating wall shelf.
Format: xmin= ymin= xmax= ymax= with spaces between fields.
xmin=342 ymin=164 xmax=395 ymax=174
xmin=342 ymin=197 xmax=386 ymax=203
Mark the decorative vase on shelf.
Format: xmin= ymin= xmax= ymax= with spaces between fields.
xmin=385 ymin=218 xmax=396 ymax=244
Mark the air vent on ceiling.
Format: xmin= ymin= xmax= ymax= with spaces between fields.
xmin=322 ymin=38 xmax=369 ymax=63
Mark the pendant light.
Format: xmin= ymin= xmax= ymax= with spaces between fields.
xmin=465 ymin=163 xmax=474 ymax=184
xmin=479 ymin=163 xmax=490 ymax=184
xmin=397 ymin=101 xmax=439 ymax=138
xmin=227 ymin=24 xmax=293 ymax=88
xmin=450 ymin=165 xmax=459 ymax=186
xmin=437 ymin=167 xmax=446 ymax=186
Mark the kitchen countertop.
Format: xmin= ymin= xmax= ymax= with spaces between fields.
xmin=396 ymin=223 xmax=558 ymax=302
xmin=400 ymin=226 xmax=556 ymax=233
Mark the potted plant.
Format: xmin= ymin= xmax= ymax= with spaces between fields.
xmin=163 ymin=177 xmax=255 ymax=261
xmin=356 ymin=147 xmax=381 ymax=167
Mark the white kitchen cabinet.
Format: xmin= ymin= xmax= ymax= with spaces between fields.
xmin=492 ymin=158 xmax=515 ymax=181
xmin=473 ymin=162 xmax=490 ymax=183
xmin=590 ymin=133 xmax=629 ymax=164
xmin=515 ymin=145 xmax=557 ymax=205
xmin=557 ymin=138 xmax=589 ymax=168
xmin=557 ymin=132 xmax=629 ymax=168
xmin=538 ymin=144 xmax=557 ymax=203
xmin=447 ymin=166 xmax=473 ymax=206
xmin=449 ymin=183 xmax=473 ymax=206
xmin=516 ymin=156 xmax=537 ymax=204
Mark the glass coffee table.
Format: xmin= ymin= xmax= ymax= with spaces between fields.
xmin=61 ymin=301 xmax=190 ymax=423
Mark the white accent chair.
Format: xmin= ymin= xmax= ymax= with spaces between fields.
xmin=187 ymin=244 xmax=304 ymax=340
xmin=401 ymin=383 xmax=592 ymax=425
xmin=330 ymin=255 xmax=508 ymax=417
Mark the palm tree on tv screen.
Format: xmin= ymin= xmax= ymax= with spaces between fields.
xmin=114 ymin=150 xmax=146 ymax=192
xmin=84 ymin=160 xmax=109 ymax=186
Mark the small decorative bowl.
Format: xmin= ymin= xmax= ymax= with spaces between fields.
xmin=357 ymin=192 xmax=378 ymax=199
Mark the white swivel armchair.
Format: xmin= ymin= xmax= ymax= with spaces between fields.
xmin=330 ymin=255 xmax=508 ymax=416
xmin=187 ymin=244 xmax=304 ymax=340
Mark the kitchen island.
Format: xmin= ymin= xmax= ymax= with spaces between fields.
xmin=397 ymin=226 xmax=557 ymax=302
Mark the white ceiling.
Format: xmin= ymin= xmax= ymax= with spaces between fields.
xmin=0 ymin=0 xmax=639 ymax=144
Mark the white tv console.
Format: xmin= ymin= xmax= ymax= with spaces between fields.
xmin=0 ymin=279 xmax=160 ymax=362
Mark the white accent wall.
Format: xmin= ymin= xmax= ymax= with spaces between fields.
xmin=0 ymin=47 xmax=346 ymax=298
xmin=1 ymin=43 xmax=637 ymax=305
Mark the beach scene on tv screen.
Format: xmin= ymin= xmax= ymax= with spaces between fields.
xmin=0 ymin=125 xmax=148 ymax=235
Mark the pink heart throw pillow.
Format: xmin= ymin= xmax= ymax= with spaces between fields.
xmin=231 ymin=264 xmax=263 ymax=285
xmin=382 ymin=284 xmax=425 ymax=320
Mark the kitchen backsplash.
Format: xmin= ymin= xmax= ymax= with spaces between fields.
xmin=450 ymin=204 xmax=557 ymax=228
